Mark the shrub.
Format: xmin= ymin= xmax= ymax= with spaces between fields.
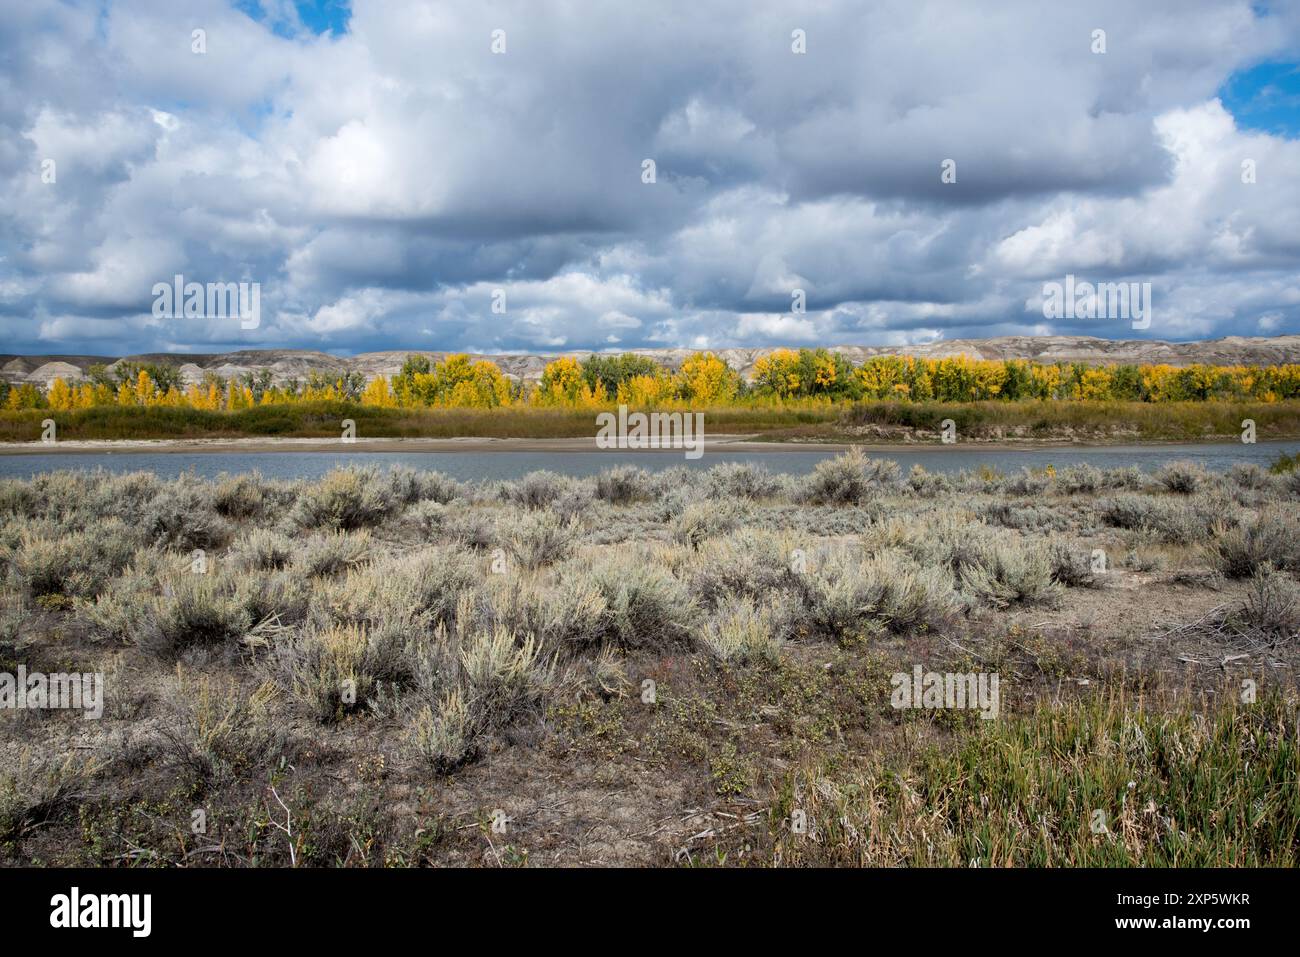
xmin=905 ymin=520 xmax=1060 ymax=608
xmin=386 ymin=466 xmax=462 ymax=505
xmin=213 ymin=473 xmax=267 ymax=519
xmin=538 ymin=577 xmax=609 ymax=651
xmin=230 ymin=527 xmax=295 ymax=571
xmin=0 ymin=479 xmax=37 ymax=518
xmin=268 ymin=623 xmax=383 ymax=723
xmin=1048 ymin=540 xmax=1100 ymax=588
xmin=290 ymin=466 xmax=395 ymax=530
xmin=672 ymin=499 xmax=747 ymax=549
xmin=400 ymin=547 xmax=480 ymax=625
xmin=704 ymin=462 xmax=782 ymax=500
xmin=699 ymin=596 xmax=783 ymax=664
xmin=587 ymin=553 xmax=695 ymax=649
xmin=550 ymin=484 xmax=596 ymax=523
xmin=804 ymin=449 xmax=898 ymax=505
xmin=156 ymin=673 xmax=274 ymax=786
xmin=1098 ymin=495 xmax=1156 ymax=530
xmin=1228 ymin=463 xmax=1268 ymax=491
xmin=405 ymin=499 xmax=448 ymax=536
xmin=1240 ymin=564 xmax=1300 ymax=637
xmin=1102 ymin=466 xmax=1147 ymax=490
xmin=11 ymin=521 xmax=139 ymax=599
xmin=685 ymin=529 xmax=804 ymax=607
xmin=137 ymin=574 xmax=252 ymax=658
xmin=75 ymin=556 xmax=163 ymax=643
xmin=142 ymin=480 xmax=231 ymax=551
xmin=1209 ymin=508 xmax=1300 ymax=578
xmin=458 ymin=625 xmax=545 ymax=725
xmin=1004 ymin=469 xmax=1050 ymax=496
xmin=956 ymin=537 xmax=1060 ymax=609
xmin=1098 ymin=495 xmax=1217 ymax=545
xmin=296 ymin=530 xmax=372 ymax=577
xmin=319 ymin=547 xmax=476 ymax=642
xmin=409 ymin=691 xmax=475 ymax=773
xmin=236 ymin=570 xmax=312 ymax=629
xmin=0 ymin=748 xmax=92 ymax=842
xmin=442 ymin=509 xmax=496 ymax=550
xmin=907 ymin=465 xmax=952 ymax=497
xmin=407 ymin=622 xmax=547 ymax=772
xmin=1155 ymin=461 xmax=1206 ymax=495
xmin=1057 ymin=464 xmax=1102 ymax=494
xmin=505 ymin=471 xmax=569 ymax=510
xmin=1267 ymin=452 xmax=1298 ymax=475
xmin=506 ymin=510 xmax=578 ymax=569
xmin=594 ymin=466 xmax=652 ymax=504
xmin=809 ymin=549 xmax=958 ymax=639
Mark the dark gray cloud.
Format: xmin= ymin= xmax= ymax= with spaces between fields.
xmin=1 ymin=0 xmax=1299 ymax=357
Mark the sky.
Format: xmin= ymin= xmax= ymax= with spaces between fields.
xmin=2 ymin=0 xmax=1300 ymax=358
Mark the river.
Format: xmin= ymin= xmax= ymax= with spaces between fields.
xmin=0 ymin=440 xmax=1295 ymax=482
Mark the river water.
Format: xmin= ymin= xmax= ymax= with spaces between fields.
xmin=0 ymin=441 xmax=1296 ymax=482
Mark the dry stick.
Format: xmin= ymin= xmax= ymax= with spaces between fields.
xmin=268 ymin=785 xmax=296 ymax=867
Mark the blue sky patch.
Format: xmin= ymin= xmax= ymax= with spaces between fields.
xmin=1219 ymin=61 xmax=1300 ymax=138
xmin=236 ymin=0 xmax=351 ymax=39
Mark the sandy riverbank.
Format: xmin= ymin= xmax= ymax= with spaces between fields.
xmin=0 ymin=433 xmax=1272 ymax=455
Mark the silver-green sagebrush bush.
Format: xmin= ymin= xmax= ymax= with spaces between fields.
xmin=506 ymin=509 xmax=578 ymax=568
xmin=1208 ymin=507 xmax=1300 ymax=578
xmin=290 ymin=466 xmax=396 ymax=530
xmin=803 ymin=447 xmax=899 ymax=505
xmin=406 ymin=616 xmax=549 ymax=772
xmin=1155 ymin=460 xmax=1208 ymax=495
xmin=699 ymin=595 xmax=784 ymax=664
xmin=808 ymin=547 xmax=959 ymax=639
xmin=136 ymin=572 xmax=253 ymax=658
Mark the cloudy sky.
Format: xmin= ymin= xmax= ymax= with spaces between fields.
xmin=2 ymin=0 xmax=1299 ymax=357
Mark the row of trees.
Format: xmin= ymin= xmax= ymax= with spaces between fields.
xmin=8 ymin=349 xmax=1300 ymax=412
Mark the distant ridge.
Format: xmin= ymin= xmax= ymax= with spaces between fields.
xmin=4 ymin=335 xmax=1300 ymax=388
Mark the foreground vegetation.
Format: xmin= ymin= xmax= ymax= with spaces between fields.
xmin=2 ymin=453 xmax=1298 ymax=865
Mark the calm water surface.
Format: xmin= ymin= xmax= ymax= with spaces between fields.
xmin=0 ymin=441 xmax=1296 ymax=482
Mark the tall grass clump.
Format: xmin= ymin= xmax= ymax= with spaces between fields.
xmin=770 ymin=690 xmax=1300 ymax=866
